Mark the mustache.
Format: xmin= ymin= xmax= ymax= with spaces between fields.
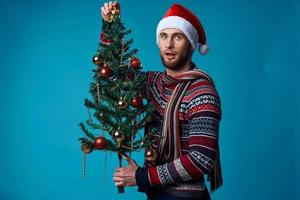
xmin=162 ymin=50 xmax=177 ymax=54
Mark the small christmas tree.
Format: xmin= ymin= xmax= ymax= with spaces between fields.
xmin=78 ymin=4 xmax=156 ymax=193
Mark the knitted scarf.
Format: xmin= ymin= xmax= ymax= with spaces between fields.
xmin=158 ymin=67 xmax=223 ymax=192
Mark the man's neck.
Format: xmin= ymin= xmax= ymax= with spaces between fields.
xmin=166 ymin=61 xmax=192 ymax=77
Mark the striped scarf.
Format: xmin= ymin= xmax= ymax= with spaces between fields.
xmin=158 ymin=67 xmax=223 ymax=191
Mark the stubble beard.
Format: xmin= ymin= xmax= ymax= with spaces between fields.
xmin=160 ymin=50 xmax=191 ymax=72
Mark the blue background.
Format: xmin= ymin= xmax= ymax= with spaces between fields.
xmin=1 ymin=0 xmax=299 ymax=199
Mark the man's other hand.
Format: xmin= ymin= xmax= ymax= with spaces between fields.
xmin=113 ymin=153 xmax=138 ymax=187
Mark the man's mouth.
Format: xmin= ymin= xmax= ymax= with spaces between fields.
xmin=165 ymin=52 xmax=176 ymax=60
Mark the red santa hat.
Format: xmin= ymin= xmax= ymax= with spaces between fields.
xmin=156 ymin=3 xmax=209 ymax=55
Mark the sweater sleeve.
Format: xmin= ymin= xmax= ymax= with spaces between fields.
xmin=136 ymin=80 xmax=222 ymax=189
xmin=99 ymin=19 xmax=112 ymax=45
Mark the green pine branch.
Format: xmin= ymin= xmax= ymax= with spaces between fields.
xmin=79 ymin=122 xmax=96 ymax=140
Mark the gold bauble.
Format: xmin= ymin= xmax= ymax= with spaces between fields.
xmin=92 ymin=55 xmax=103 ymax=65
xmin=81 ymin=142 xmax=94 ymax=154
xmin=145 ymin=148 xmax=157 ymax=161
xmin=118 ymin=99 xmax=128 ymax=109
xmin=113 ymin=129 xmax=125 ymax=143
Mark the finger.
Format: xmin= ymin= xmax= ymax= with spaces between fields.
xmin=114 ymin=171 xmax=128 ymax=177
xmin=104 ymin=2 xmax=109 ymax=11
xmin=104 ymin=7 xmax=110 ymax=14
xmin=101 ymin=7 xmax=107 ymax=15
xmin=115 ymin=181 xmax=125 ymax=186
xmin=113 ymin=176 xmax=127 ymax=182
xmin=114 ymin=167 xmax=124 ymax=172
xmin=108 ymin=1 xmax=113 ymax=10
xmin=113 ymin=171 xmax=123 ymax=177
xmin=101 ymin=6 xmax=108 ymax=15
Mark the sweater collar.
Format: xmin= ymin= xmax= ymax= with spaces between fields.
xmin=162 ymin=63 xmax=197 ymax=86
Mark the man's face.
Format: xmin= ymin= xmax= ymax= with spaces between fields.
xmin=158 ymin=28 xmax=193 ymax=71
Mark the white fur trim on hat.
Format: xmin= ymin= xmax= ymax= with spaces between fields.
xmin=156 ymin=16 xmax=199 ymax=50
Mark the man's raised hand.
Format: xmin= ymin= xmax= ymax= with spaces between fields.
xmin=101 ymin=1 xmax=120 ymax=22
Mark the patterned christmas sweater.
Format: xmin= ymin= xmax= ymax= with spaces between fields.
xmin=136 ymin=70 xmax=222 ymax=199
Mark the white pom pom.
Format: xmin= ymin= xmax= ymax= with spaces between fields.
xmin=199 ymin=44 xmax=209 ymax=55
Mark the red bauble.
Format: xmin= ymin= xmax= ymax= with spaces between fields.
xmin=132 ymin=95 xmax=143 ymax=108
xmin=99 ymin=66 xmax=112 ymax=77
xmin=130 ymin=57 xmax=142 ymax=70
xmin=94 ymin=136 xmax=106 ymax=150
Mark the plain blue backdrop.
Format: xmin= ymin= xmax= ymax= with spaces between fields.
xmin=1 ymin=0 xmax=300 ymax=199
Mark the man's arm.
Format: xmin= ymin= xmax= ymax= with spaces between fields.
xmin=99 ymin=1 xmax=119 ymax=45
xmin=136 ymin=79 xmax=222 ymax=193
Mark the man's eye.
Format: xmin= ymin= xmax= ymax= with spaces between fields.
xmin=160 ymin=34 xmax=167 ymax=39
xmin=175 ymin=35 xmax=183 ymax=40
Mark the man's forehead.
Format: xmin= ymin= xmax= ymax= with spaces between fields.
xmin=159 ymin=28 xmax=184 ymax=35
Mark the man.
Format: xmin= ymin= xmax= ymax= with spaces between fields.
xmin=101 ymin=2 xmax=222 ymax=200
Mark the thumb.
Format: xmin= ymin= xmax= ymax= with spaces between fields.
xmin=119 ymin=153 xmax=137 ymax=166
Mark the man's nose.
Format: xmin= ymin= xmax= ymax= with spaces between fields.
xmin=166 ymin=39 xmax=174 ymax=49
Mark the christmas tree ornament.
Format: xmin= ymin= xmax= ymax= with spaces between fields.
xmin=92 ymin=55 xmax=103 ymax=65
xmin=96 ymin=82 xmax=101 ymax=104
xmin=94 ymin=136 xmax=106 ymax=150
xmin=131 ymin=95 xmax=143 ymax=108
xmin=80 ymin=140 xmax=94 ymax=178
xmin=109 ymin=3 xmax=121 ymax=22
xmin=99 ymin=65 xmax=112 ymax=77
xmin=145 ymin=148 xmax=157 ymax=161
xmin=82 ymin=152 xmax=87 ymax=177
xmin=113 ymin=129 xmax=125 ymax=143
xmin=130 ymin=57 xmax=142 ymax=70
xmin=81 ymin=142 xmax=94 ymax=154
xmin=118 ymin=97 xmax=128 ymax=109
